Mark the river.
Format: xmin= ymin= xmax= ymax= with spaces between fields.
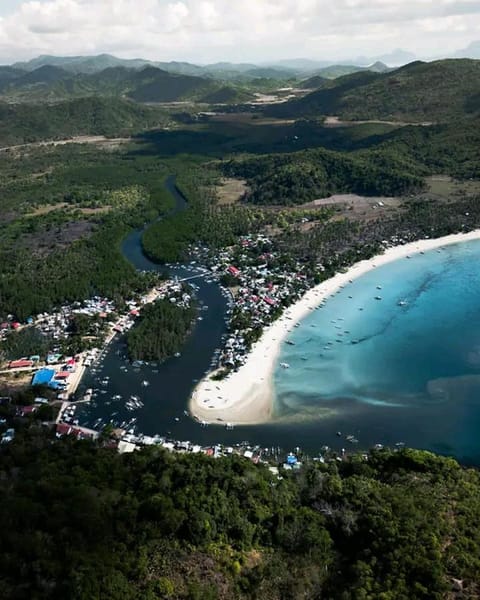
xmin=75 ymin=177 xmax=297 ymax=451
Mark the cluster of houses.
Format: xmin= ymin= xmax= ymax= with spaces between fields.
xmin=53 ymin=418 xmax=299 ymax=472
xmin=0 ymin=318 xmax=24 ymax=341
xmin=204 ymin=234 xmax=315 ymax=371
xmin=156 ymin=280 xmax=193 ymax=309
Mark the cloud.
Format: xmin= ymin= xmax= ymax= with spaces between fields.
xmin=0 ymin=0 xmax=479 ymax=63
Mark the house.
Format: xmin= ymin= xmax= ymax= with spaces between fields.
xmin=8 ymin=359 xmax=34 ymax=369
xmin=227 ymin=265 xmax=240 ymax=277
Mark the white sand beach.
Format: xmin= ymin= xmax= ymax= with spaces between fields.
xmin=189 ymin=229 xmax=480 ymax=425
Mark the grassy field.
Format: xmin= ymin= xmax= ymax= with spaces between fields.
xmin=425 ymin=175 xmax=480 ymax=199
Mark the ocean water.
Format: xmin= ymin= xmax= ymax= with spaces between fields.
xmin=274 ymin=239 xmax=480 ymax=465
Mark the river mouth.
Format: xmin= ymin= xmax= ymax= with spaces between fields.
xmin=76 ymin=176 xmax=231 ymax=441
xmin=76 ymin=179 xmax=480 ymax=464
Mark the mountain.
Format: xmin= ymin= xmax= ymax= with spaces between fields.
xmin=297 ymin=75 xmax=328 ymax=90
xmin=268 ymin=59 xmax=480 ymax=122
xmin=14 ymin=65 xmax=71 ymax=85
xmin=312 ymin=62 xmax=389 ymax=79
xmin=0 ymin=97 xmax=169 ymax=146
xmin=203 ymin=61 xmax=259 ymax=73
xmin=0 ymin=64 xmax=255 ymax=104
xmin=0 ymin=66 xmax=24 ymax=92
xmin=243 ymin=67 xmax=297 ymax=79
xmin=355 ymin=49 xmax=417 ymax=67
xmin=266 ymin=58 xmax=334 ymax=71
xmin=13 ymin=53 xmax=155 ymax=74
xmin=126 ymin=66 xmax=217 ymax=103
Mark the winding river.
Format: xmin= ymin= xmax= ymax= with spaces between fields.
xmin=76 ymin=177 xmax=290 ymax=450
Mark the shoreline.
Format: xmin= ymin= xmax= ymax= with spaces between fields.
xmin=189 ymin=229 xmax=480 ymax=425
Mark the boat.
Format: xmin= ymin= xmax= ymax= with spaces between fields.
xmin=174 ymin=352 xmax=181 ymax=358
xmin=398 ymin=300 xmax=408 ymax=306
xmin=280 ymin=362 xmax=290 ymax=369
xmin=374 ymin=296 xmax=382 ymax=300
xmin=141 ymin=380 xmax=150 ymax=387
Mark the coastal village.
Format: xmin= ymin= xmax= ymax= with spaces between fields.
xmin=0 ymin=223 xmax=455 ymax=461
xmin=0 ymin=221 xmax=355 ymax=467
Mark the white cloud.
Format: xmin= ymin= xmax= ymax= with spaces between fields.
xmin=0 ymin=0 xmax=479 ymax=64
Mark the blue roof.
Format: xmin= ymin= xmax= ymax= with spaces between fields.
xmin=32 ymin=368 xmax=55 ymax=386
xmin=286 ymin=454 xmax=298 ymax=465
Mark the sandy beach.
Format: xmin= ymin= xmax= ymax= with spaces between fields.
xmin=189 ymin=229 xmax=480 ymax=425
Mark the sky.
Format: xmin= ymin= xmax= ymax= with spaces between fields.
xmin=0 ymin=0 xmax=479 ymax=65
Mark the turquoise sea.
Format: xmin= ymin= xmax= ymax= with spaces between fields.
xmin=274 ymin=239 xmax=480 ymax=464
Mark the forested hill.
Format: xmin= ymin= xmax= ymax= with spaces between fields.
xmin=0 ymin=64 xmax=254 ymax=104
xmin=0 ymin=97 xmax=169 ymax=146
xmin=1 ymin=433 xmax=480 ymax=599
xmin=268 ymin=59 xmax=480 ymax=122
xmin=222 ymin=146 xmax=426 ymax=205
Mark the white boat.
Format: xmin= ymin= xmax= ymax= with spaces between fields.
xmin=280 ymin=362 xmax=290 ymax=369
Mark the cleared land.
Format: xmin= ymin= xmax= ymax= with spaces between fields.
xmin=215 ymin=178 xmax=248 ymax=205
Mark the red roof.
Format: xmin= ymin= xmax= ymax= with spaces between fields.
xmin=228 ymin=266 xmax=240 ymax=277
xmin=9 ymin=359 xmax=33 ymax=369
xmin=55 ymin=371 xmax=70 ymax=380
xmin=19 ymin=405 xmax=37 ymax=415
xmin=130 ymin=309 xmax=140 ymax=316
xmin=56 ymin=423 xmax=71 ymax=435
xmin=263 ymin=297 xmax=275 ymax=306
xmin=11 ymin=322 xmax=20 ymax=329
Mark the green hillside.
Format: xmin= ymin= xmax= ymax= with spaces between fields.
xmin=313 ymin=61 xmax=389 ymax=79
xmin=0 ymin=64 xmax=253 ymax=105
xmin=2 ymin=433 xmax=480 ymax=599
xmin=0 ymin=97 xmax=169 ymax=146
xmin=12 ymin=53 xmax=155 ymax=74
xmin=270 ymin=59 xmax=480 ymax=122
xmin=223 ymin=146 xmax=425 ymax=205
xmin=126 ymin=66 xmax=216 ymax=102
xmin=298 ymin=75 xmax=328 ymax=89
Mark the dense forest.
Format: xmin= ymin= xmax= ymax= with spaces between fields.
xmin=0 ymin=430 xmax=480 ymax=599
xmin=126 ymin=297 xmax=197 ymax=362
xmin=222 ymin=147 xmax=426 ymax=205
xmin=0 ymin=144 xmax=178 ymax=319
xmin=0 ymin=97 xmax=171 ymax=146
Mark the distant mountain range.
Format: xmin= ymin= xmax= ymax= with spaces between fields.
xmin=1 ymin=52 xmax=479 ymax=116
xmin=9 ymin=53 xmax=393 ymax=81
xmin=0 ymin=54 xmax=394 ymax=104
